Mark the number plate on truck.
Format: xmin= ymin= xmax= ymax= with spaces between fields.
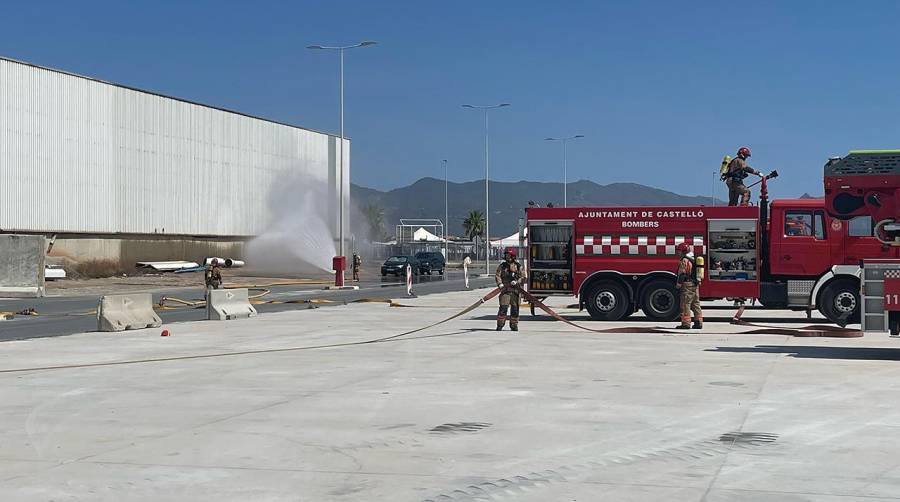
xmin=884 ymin=270 xmax=900 ymax=311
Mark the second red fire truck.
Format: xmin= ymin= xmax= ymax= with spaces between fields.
xmin=524 ymin=150 xmax=900 ymax=325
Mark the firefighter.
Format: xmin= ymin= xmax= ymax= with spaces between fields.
xmin=724 ymin=147 xmax=762 ymax=206
xmin=495 ymin=248 xmax=526 ymax=331
xmin=785 ymin=215 xmax=812 ymax=236
xmin=352 ymin=252 xmax=362 ymax=282
xmin=205 ymin=258 xmax=223 ymax=290
xmin=675 ymin=242 xmax=703 ymax=329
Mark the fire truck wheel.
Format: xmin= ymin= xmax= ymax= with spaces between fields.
xmin=819 ymin=278 xmax=860 ymax=325
xmin=640 ymin=280 xmax=680 ymax=321
xmin=585 ymin=281 xmax=629 ymax=321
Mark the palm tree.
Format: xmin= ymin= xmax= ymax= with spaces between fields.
xmin=462 ymin=210 xmax=485 ymax=241
xmin=362 ymin=203 xmax=387 ymax=241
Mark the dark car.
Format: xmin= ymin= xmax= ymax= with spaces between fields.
xmin=414 ymin=251 xmax=446 ymax=275
xmin=381 ymin=255 xmax=419 ymax=277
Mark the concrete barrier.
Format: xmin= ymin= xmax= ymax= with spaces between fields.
xmin=206 ymin=288 xmax=258 ymax=320
xmin=0 ymin=234 xmax=46 ymax=298
xmin=97 ymin=294 xmax=162 ymax=332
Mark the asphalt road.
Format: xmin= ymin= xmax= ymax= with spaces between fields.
xmin=0 ymin=271 xmax=495 ymax=342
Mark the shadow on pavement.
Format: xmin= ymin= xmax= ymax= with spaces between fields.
xmin=469 ymin=314 xmax=832 ymax=325
xmin=702 ymin=305 xmax=767 ymax=310
xmin=707 ymin=345 xmax=900 ymax=361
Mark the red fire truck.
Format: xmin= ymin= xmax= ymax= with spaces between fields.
xmin=524 ymin=150 xmax=900 ymax=325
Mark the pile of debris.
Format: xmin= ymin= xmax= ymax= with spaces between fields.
xmin=135 ymin=257 xmax=245 ymax=274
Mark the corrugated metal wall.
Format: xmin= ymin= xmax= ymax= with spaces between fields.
xmin=0 ymin=57 xmax=348 ymax=237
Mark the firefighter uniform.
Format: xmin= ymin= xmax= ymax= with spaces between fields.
xmin=724 ymin=156 xmax=760 ymax=206
xmin=205 ymin=261 xmax=223 ymax=290
xmin=676 ymin=247 xmax=703 ymax=329
xmin=352 ymin=253 xmax=362 ymax=282
xmin=495 ymin=252 xmax=526 ymax=331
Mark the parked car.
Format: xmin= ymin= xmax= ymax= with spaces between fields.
xmin=381 ymin=255 xmax=419 ymax=277
xmin=414 ymin=251 xmax=446 ymax=275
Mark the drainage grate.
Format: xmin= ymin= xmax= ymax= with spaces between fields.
xmin=718 ymin=432 xmax=778 ymax=444
xmin=429 ymin=422 xmax=491 ymax=434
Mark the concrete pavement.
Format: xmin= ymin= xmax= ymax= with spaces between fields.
xmin=1 ymin=290 xmax=900 ymax=501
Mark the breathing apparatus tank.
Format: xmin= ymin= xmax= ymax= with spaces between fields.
xmin=719 ymin=155 xmax=732 ymax=181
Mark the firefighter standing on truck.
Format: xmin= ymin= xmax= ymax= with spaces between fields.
xmin=675 ymin=242 xmax=703 ymax=329
xmin=723 ymin=146 xmax=762 ymax=206
xmin=495 ymin=248 xmax=526 ymax=332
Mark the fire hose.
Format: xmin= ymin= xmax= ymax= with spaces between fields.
xmin=342 ymin=283 xmax=863 ymax=339
xmin=729 ymin=319 xmax=861 ymax=337
xmin=514 ymin=287 xmax=862 ymax=338
xmin=744 ymin=169 xmax=779 ymax=189
xmin=5 ymin=282 xmax=864 ymax=339
xmin=0 ymin=286 xmax=864 ymax=374
xmin=0 ymin=288 xmax=505 ymax=374
xmin=157 ymin=288 xmax=271 ymax=309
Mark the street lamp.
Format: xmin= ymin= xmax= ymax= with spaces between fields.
xmin=442 ymin=159 xmax=448 ymax=260
xmin=462 ymin=103 xmax=510 ymax=274
xmin=307 ymin=40 xmax=378 ymax=266
xmin=544 ymin=135 xmax=584 ymax=207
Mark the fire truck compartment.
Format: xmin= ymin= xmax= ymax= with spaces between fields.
xmin=528 ymin=220 xmax=573 ymax=293
xmin=706 ymin=218 xmax=760 ymax=299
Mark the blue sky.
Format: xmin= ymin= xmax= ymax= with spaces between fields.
xmin=3 ymin=1 xmax=899 ymax=199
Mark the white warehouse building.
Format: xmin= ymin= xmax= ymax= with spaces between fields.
xmin=0 ymin=56 xmax=349 ymax=269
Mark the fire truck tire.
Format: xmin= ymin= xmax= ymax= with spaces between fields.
xmin=818 ymin=278 xmax=860 ymax=325
xmin=640 ymin=280 xmax=680 ymax=321
xmin=585 ymin=281 xmax=630 ymax=321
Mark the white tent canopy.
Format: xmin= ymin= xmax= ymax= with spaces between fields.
xmin=491 ymin=228 xmax=526 ymax=248
xmin=413 ymin=227 xmax=445 ymax=242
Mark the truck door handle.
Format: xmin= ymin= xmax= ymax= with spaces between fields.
xmin=782 ymin=255 xmax=791 ymax=261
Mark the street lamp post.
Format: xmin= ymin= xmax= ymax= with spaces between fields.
xmin=443 ymin=159 xmax=448 ymax=260
xmin=463 ymin=103 xmax=510 ymax=274
xmin=307 ymin=40 xmax=377 ymax=267
xmin=544 ymin=135 xmax=584 ymax=207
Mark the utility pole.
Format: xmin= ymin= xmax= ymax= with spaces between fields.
xmin=443 ymin=159 xmax=448 ymax=260
xmin=307 ymin=40 xmax=378 ymax=263
xmin=544 ymin=135 xmax=584 ymax=207
xmin=463 ymin=103 xmax=510 ymax=274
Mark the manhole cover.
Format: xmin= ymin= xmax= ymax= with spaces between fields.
xmin=718 ymin=432 xmax=778 ymax=444
xmin=429 ymin=422 xmax=491 ymax=434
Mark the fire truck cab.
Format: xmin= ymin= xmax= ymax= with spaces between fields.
xmin=525 ymin=150 xmax=900 ymax=325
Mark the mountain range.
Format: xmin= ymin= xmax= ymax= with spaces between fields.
xmin=351 ymin=178 xmax=723 ymax=239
